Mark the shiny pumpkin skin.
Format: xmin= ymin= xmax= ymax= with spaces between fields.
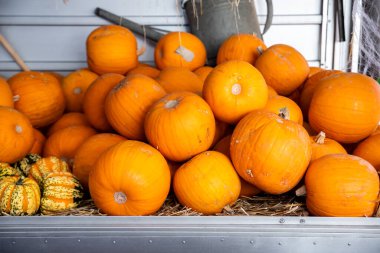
xmin=0 ymin=176 xmax=40 ymax=215
xmin=305 ymin=154 xmax=379 ymax=217
xmin=173 ymin=151 xmax=241 ymax=214
xmin=40 ymin=172 xmax=83 ymax=214
xmin=144 ymin=91 xmax=216 ymax=162
xmin=89 ymin=140 xmax=171 ymax=216
xmin=28 ymin=156 xmax=70 ymax=187
xmin=353 ymin=134 xmax=380 ymax=171
xmin=203 ymin=60 xmax=268 ymax=124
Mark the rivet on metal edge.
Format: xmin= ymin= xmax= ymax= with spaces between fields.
xmin=278 ymin=242 xmax=282 ymax=246
xmin=300 ymin=219 xmax=305 ymax=223
xmin=45 ymin=240 xmax=48 ymax=243
xmin=11 ymin=241 xmax=16 ymax=245
xmin=182 ymin=240 xmax=186 ymax=244
xmin=149 ymin=240 xmax=153 ymax=243
xmin=220 ymin=238 xmax=224 ymax=242
xmin=250 ymin=240 xmax=254 ymax=244
xmin=279 ymin=218 xmax=285 ymax=223
xmin=313 ymin=242 xmax=317 ymax=245
xmin=348 ymin=243 xmax=351 ymax=246
xmin=113 ymin=240 xmax=116 ymax=244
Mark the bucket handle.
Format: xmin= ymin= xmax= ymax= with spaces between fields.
xmin=262 ymin=0 xmax=273 ymax=35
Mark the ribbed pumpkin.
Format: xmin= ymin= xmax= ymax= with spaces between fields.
xmin=203 ymin=60 xmax=268 ymax=124
xmin=89 ymin=140 xmax=171 ymax=215
xmin=264 ymin=96 xmax=303 ymax=124
xmin=310 ymin=131 xmax=347 ymax=162
xmin=47 ymin=112 xmax=91 ymax=136
xmin=87 ymin=25 xmax=140 ymax=75
xmin=145 ymin=92 xmax=215 ymax=162
xmin=0 ymin=77 xmax=14 ymax=107
xmin=82 ymin=73 xmax=124 ymax=131
xmin=127 ymin=63 xmax=160 ymax=78
xmin=308 ymin=67 xmax=324 ymax=77
xmin=216 ymin=34 xmax=267 ymax=65
xmin=255 ymin=44 xmax=309 ymax=96
xmin=305 ymin=154 xmax=379 ymax=217
xmin=309 ymin=73 xmax=380 ymax=143
xmin=0 ymin=163 xmax=22 ymax=178
xmin=12 ymin=154 xmax=41 ymax=176
xmin=8 ymin=71 xmax=66 ymax=128
xmin=29 ymin=129 xmax=46 ymax=155
xmin=0 ymin=106 xmax=34 ymax=163
xmin=62 ymin=69 xmax=99 ymax=112
xmin=231 ymin=110 xmax=312 ymax=194
xmin=193 ymin=66 xmax=213 ymax=83
xmin=28 ymin=156 xmax=70 ymax=186
xmin=43 ymin=126 xmax=97 ymax=166
xmin=156 ymin=67 xmax=203 ymax=95
xmin=173 ymin=151 xmax=241 ymax=214
xmin=40 ymin=172 xmax=83 ymax=214
xmin=73 ymin=133 xmax=126 ymax=189
xmin=267 ymin=86 xmax=278 ymax=99
xmin=0 ymin=176 xmax=40 ymax=215
xmin=299 ymin=70 xmax=341 ymax=117
xmin=155 ymin=31 xmax=206 ymax=71
xmin=353 ymin=134 xmax=380 ymax=171
xmin=105 ymin=75 xmax=167 ymax=140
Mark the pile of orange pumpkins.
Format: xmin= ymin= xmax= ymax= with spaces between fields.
xmin=1 ymin=25 xmax=380 ymax=217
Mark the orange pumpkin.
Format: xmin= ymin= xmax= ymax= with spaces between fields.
xmin=310 ymin=131 xmax=347 ymax=162
xmin=73 ymin=133 xmax=125 ymax=189
xmin=82 ymin=73 xmax=125 ymax=131
xmin=43 ymin=126 xmax=97 ymax=166
xmin=105 ymin=75 xmax=167 ymax=140
xmin=305 ymin=154 xmax=379 ymax=217
xmin=255 ymin=44 xmax=309 ymax=96
xmin=230 ymin=110 xmax=311 ymax=194
xmin=371 ymin=125 xmax=380 ymax=136
xmin=353 ymin=134 xmax=380 ymax=171
xmin=264 ymin=96 xmax=303 ymax=124
xmin=193 ymin=66 xmax=213 ymax=83
xmin=47 ymin=112 xmax=91 ymax=136
xmin=154 ymin=31 xmax=206 ymax=71
xmin=29 ymin=129 xmax=46 ymax=155
xmin=299 ymin=70 xmax=341 ymax=117
xmin=89 ymin=140 xmax=171 ymax=215
xmin=308 ymin=66 xmax=324 ymax=77
xmin=267 ymin=86 xmax=278 ymax=99
xmin=203 ymin=60 xmax=268 ymax=124
xmin=145 ymin=91 xmax=215 ymax=162
xmin=62 ymin=69 xmax=99 ymax=112
xmin=8 ymin=71 xmax=66 ymax=128
xmin=0 ymin=106 xmax=34 ymax=163
xmin=127 ymin=63 xmax=160 ymax=78
xmin=211 ymin=119 xmax=231 ymax=147
xmin=0 ymin=77 xmax=14 ymax=108
xmin=173 ymin=151 xmax=241 ymax=214
xmin=156 ymin=67 xmax=203 ymax=95
xmin=217 ymin=33 xmax=267 ymax=65
xmin=48 ymin=72 xmax=64 ymax=83
xmin=87 ymin=25 xmax=140 ymax=75
xmin=309 ymin=73 xmax=380 ymax=143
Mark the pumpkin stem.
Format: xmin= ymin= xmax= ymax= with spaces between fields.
xmin=73 ymin=87 xmax=82 ymax=95
xmin=315 ymin=131 xmax=326 ymax=144
xmin=137 ymin=44 xmax=146 ymax=56
xmin=114 ymin=191 xmax=127 ymax=204
xmin=165 ymin=99 xmax=179 ymax=109
xmin=295 ymin=185 xmax=306 ymax=196
xmin=278 ymin=107 xmax=290 ymax=120
xmin=231 ymin=83 xmax=242 ymax=95
xmin=15 ymin=125 xmax=23 ymax=134
xmin=13 ymin=95 xmax=20 ymax=102
xmin=257 ymin=46 xmax=264 ymax=55
xmin=15 ymin=177 xmax=24 ymax=186
xmin=175 ymin=46 xmax=194 ymax=62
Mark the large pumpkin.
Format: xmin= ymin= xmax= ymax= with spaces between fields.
xmin=216 ymin=34 xmax=267 ymax=65
xmin=0 ymin=176 xmax=40 ymax=215
xmin=263 ymin=96 xmax=303 ymax=124
xmin=87 ymin=25 xmax=140 ymax=75
xmin=89 ymin=140 xmax=171 ymax=215
xmin=82 ymin=73 xmax=125 ymax=131
xmin=47 ymin=112 xmax=91 ymax=136
xmin=154 ymin=31 xmax=206 ymax=71
xmin=353 ymin=134 xmax=380 ymax=171
xmin=29 ymin=129 xmax=46 ymax=155
xmin=145 ymin=91 xmax=215 ymax=162
xmin=309 ymin=72 xmax=380 ymax=143
xmin=255 ymin=44 xmax=309 ymax=96
xmin=62 ymin=69 xmax=99 ymax=112
xmin=105 ymin=75 xmax=167 ymax=140
xmin=28 ymin=156 xmax=70 ymax=186
xmin=0 ymin=106 xmax=34 ymax=163
xmin=305 ymin=154 xmax=379 ymax=217
xmin=203 ymin=60 xmax=268 ymax=124
xmin=310 ymin=131 xmax=347 ymax=162
xmin=73 ymin=133 xmax=126 ymax=189
xmin=8 ymin=71 xmax=66 ymax=128
xmin=173 ymin=151 xmax=241 ymax=214
xmin=0 ymin=77 xmax=14 ymax=108
xmin=230 ymin=110 xmax=312 ymax=194
xmin=156 ymin=67 xmax=203 ymax=95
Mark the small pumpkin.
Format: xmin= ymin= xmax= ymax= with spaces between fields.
xmin=105 ymin=74 xmax=167 ymax=140
xmin=62 ymin=69 xmax=99 ymax=112
xmin=40 ymin=172 xmax=83 ymax=214
xmin=255 ymin=44 xmax=309 ymax=96
xmin=29 ymin=129 xmax=46 ymax=155
xmin=193 ymin=66 xmax=213 ymax=83
xmin=211 ymin=119 xmax=231 ymax=147
xmin=155 ymin=31 xmax=206 ymax=71
xmin=0 ymin=77 xmax=14 ymax=108
xmin=0 ymin=106 xmax=34 ymax=163
xmin=12 ymin=154 xmax=41 ymax=176
xmin=203 ymin=60 xmax=268 ymax=124
xmin=89 ymin=140 xmax=171 ymax=216
xmin=145 ymin=91 xmax=216 ymax=162
xmin=173 ymin=151 xmax=241 ymax=214
xmin=217 ymin=33 xmax=267 ymax=65
xmin=308 ymin=66 xmax=324 ymax=77
xmin=82 ymin=73 xmax=125 ymax=131
xmin=0 ymin=176 xmax=40 ymax=215
xmin=156 ymin=67 xmax=203 ymax=95
xmin=305 ymin=154 xmax=379 ymax=217
xmin=264 ymin=96 xmax=303 ymax=124
xmin=47 ymin=112 xmax=91 ymax=136
xmin=310 ymin=131 xmax=347 ymax=162
xmin=127 ymin=63 xmax=160 ymax=78
xmin=267 ymin=86 xmax=278 ymax=99
xmin=353 ymin=134 xmax=380 ymax=171
xmin=28 ymin=156 xmax=70 ymax=187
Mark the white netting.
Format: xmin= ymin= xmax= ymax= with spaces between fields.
xmin=352 ymin=0 xmax=380 ymax=80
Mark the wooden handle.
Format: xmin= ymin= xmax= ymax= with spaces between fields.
xmin=0 ymin=34 xmax=30 ymax=71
